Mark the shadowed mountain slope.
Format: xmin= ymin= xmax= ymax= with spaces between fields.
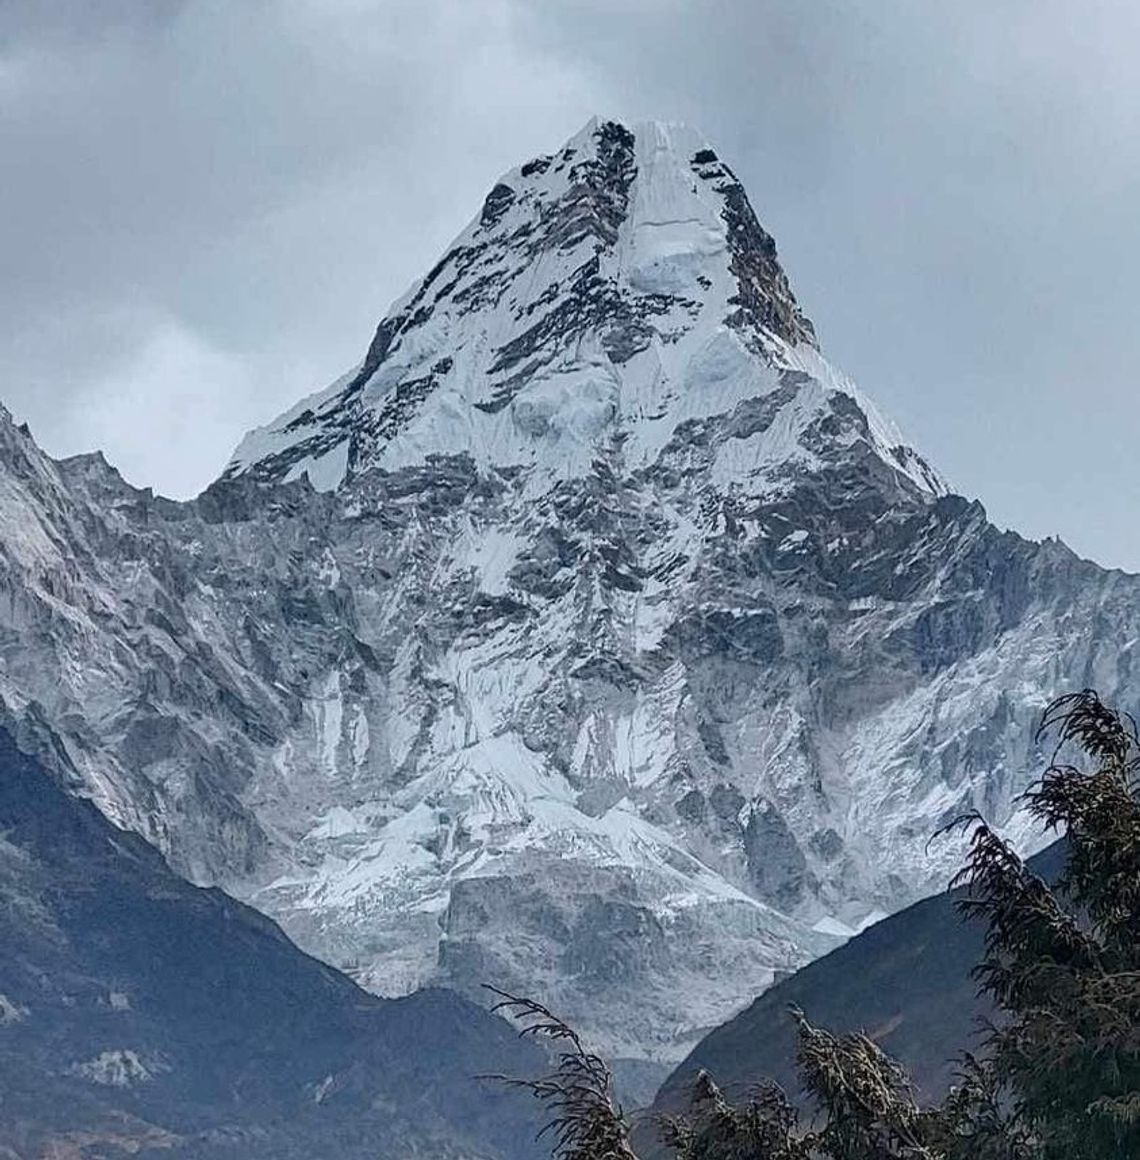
xmin=644 ymin=841 xmax=1066 ymax=1148
xmin=0 ymin=725 xmax=543 ymax=1159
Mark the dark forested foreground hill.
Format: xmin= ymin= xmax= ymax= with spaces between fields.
xmin=645 ymin=842 xmax=1065 ymax=1134
xmin=0 ymin=727 xmax=544 ymax=1159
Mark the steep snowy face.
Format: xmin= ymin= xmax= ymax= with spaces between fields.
xmin=2 ymin=119 xmax=1135 ymax=1066
xmin=214 ymin=120 xmax=958 ymax=1055
xmin=226 ymin=120 xmax=939 ymax=499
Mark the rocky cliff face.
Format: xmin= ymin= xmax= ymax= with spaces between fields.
xmin=2 ymin=119 xmax=1138 ymax=1064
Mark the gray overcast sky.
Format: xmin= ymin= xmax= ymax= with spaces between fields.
xmin=3 ymin=1 xmax=1140 ymax=569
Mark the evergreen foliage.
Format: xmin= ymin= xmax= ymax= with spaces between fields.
xmin=946 ymin=690 xmax=1140 ymax=1158
xmin=483 ymin=987 xmax=637 ymax=1160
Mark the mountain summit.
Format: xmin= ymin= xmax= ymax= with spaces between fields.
xmin=0 ymin=119 xmax=1135 ymax=1067
xmin=226 ymin=119 xmax=939 ymax=498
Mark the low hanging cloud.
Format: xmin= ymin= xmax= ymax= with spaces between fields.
xmin=2 ymin=1 xmax=1140 ymax=570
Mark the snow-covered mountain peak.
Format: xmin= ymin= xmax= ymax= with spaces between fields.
xmin=2 ymin=116 xmax=1137 ymax=1066
xmin=225 ymin=119 xmax=939 ymax=499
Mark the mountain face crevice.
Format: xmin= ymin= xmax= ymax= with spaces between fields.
xmin=1 ymin=118 xmax=1137 ymax=1062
